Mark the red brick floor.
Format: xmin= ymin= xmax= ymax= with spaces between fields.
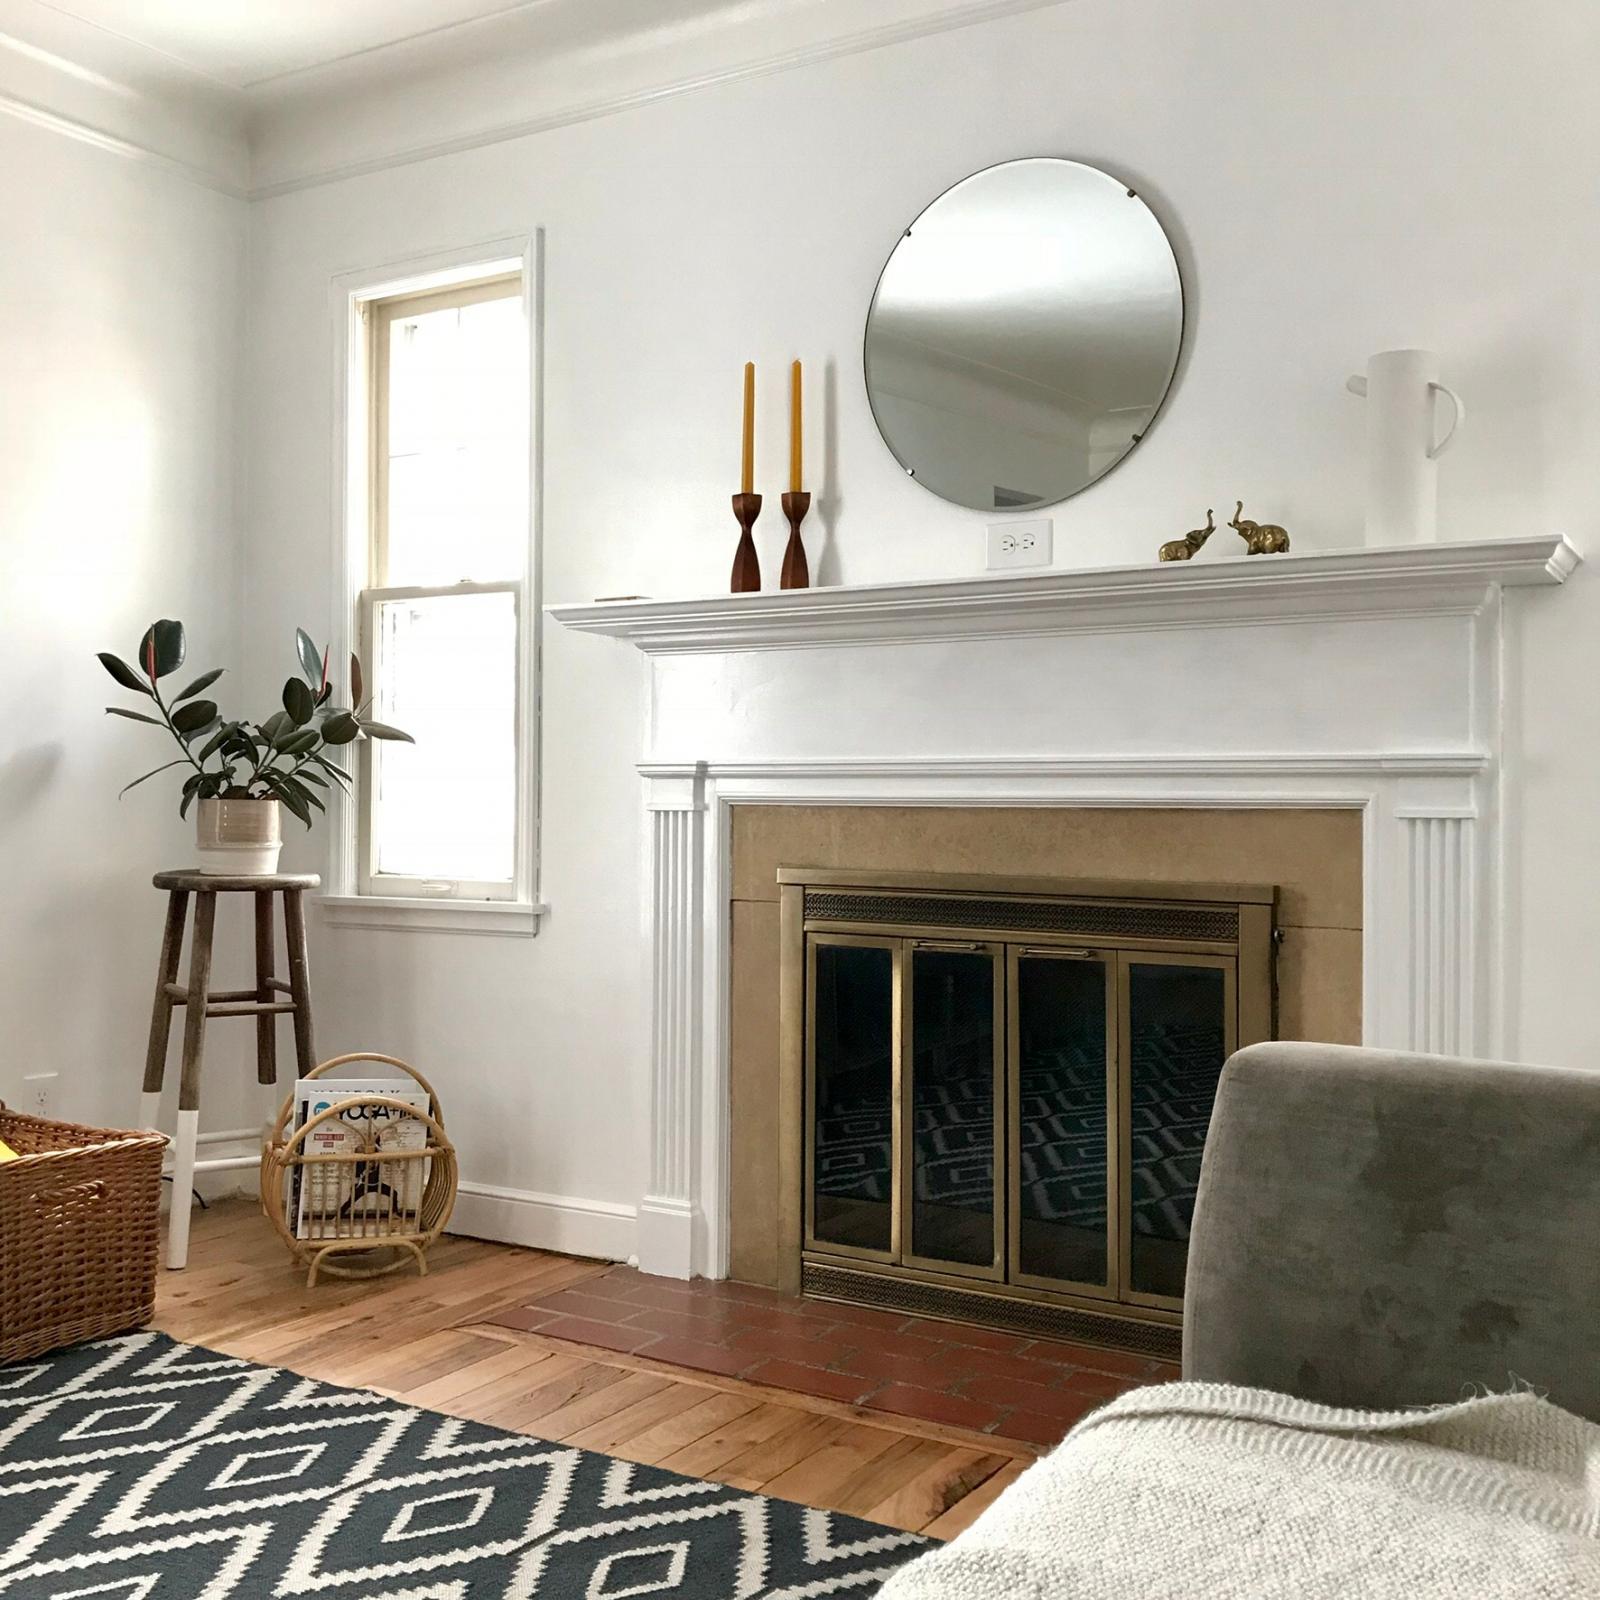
xmin=486 ymin=1266 xmax=1178 ymax=1447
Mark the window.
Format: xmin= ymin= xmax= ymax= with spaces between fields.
xmin=351 ymin=267 xmax=535 ymax=914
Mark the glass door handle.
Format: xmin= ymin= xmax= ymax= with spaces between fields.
xmin=1018 ymin=946 xmax=1099 ymax=960
xmin=911 ymin=939 xmax=983 ymax=951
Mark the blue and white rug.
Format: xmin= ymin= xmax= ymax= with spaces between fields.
xmin=0 ymin=1332 xmax=931 ymax=1598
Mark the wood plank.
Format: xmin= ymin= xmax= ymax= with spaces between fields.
xmin=754 ymin=1419 xmax=904 ymax=1508
xmin=918 ymin=1457 xmax=1030 ymax=1540
xmin=597 ymin=1390 xmax=763 ymax=1468
xmin=860 ymin=1445 xmax=1010 ymax=1533
xmin=152 ymin=1199 xmax=1020 ymax=1541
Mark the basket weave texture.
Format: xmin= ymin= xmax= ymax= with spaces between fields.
xmin=0 ymin=1107 xmax=166 ymax=1365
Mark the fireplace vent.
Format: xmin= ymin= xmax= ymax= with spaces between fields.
xmin=804 ymin=889 xmax=1238 ymax=944
xmin=802 ymin=1261 xmax=1182 ymax=1362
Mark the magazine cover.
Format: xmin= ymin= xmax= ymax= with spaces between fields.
xmin=289 ymin=1079 xmax=432 ymax=1241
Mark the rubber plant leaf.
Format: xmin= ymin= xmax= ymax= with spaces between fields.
xmin=138 ymin=620 xmax=186 ymax=681
xmin=295 ymin=628 xmax=323 ymax=689
xmin=97 ymin=652 xmax=152 ymax=695
xmin=173 ymin=667 xmax=224 ymax=702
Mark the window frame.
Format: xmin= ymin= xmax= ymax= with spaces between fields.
xmin=320 ymin=235 xmax=545 ymax=937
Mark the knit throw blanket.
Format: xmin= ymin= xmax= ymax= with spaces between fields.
xmin=880 ymin=1382 xmax=1600 ymax=1598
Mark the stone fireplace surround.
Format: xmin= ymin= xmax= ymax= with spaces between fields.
xmin=551 ymin=536 xmax=1579 ymax=1280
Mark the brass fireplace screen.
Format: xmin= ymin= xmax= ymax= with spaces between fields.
xmin=775 ymin=869 xmax=1276 ymax=1350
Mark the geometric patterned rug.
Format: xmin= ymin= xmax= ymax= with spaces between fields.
xmin=0 ymin=1332 xmax=932 ymax=1598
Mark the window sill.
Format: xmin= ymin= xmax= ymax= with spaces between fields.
xmin=316 ymin=895 xmax=548 ymax=937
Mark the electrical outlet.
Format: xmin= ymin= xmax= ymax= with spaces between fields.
xmin=986 ymin=518 xmax=1052 ymax=571
xmin=24 ymin=1072 xmax=57 ymax=1115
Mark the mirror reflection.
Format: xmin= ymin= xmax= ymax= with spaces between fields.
xmin=864 ymin=158 xmax=1183 ymax=512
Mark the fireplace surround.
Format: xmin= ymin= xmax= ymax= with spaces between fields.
xmin=777 ymin=868 xmax=1276 ymax=1354
xmin=549 ymin=534 xmax=1579 ymax=1281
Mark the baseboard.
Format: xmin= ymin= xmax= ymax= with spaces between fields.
xmin=449 ymin=1181 xmax=637 ymax=1263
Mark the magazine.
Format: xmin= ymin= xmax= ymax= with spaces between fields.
xmin=288 ymin=1078 xmax=432 ymax=1241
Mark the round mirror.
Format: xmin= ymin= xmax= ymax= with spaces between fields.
xmin=864 ymin=158 xmax=1183 ymax=512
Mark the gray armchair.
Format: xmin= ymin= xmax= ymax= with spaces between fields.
xmin=1183 ymin=1040 xmax=1600 ymax=1422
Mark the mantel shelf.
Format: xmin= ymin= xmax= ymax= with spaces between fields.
xmin=546 ymin=535 xmax=1580 ymax=655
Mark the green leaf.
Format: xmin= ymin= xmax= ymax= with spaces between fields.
xmin=349 ymin=652 xmax=365 ymax=709
xmin=278 ymin=728 xmax=319 ymax=755
xmin=197 ymin=721 xmax=240 ymax=762
xmin=171 ymin=698 xmax=217 ymax=734
xmin=295 ymin=628 xmax=324 ymax=689
xmin=257 ymin=710 xmax=291 ymax=743
xmin=180 ymin=787 xmax=197 ymax=820
xmin=313 ymin=756 xmax=353 ymax=789
xmin=360 ymin=720 xmax=414 ymax=743
xmin=137 ymin=620 xmax=185 ymax=680
xmin=321 ymin=711 xmax=361 ymax=745
xmin=105 ymin=706 xmax=163 ymax=726
xmin=97 ymin=652 xmax=152 ymax=695
xmin=285 ymin=777 xmax=325 ymax=813
xmin=265 ymin=777 xmax=313 ymax=827
xmin=118 ymin=758 xmax=189 ymax=798
xmin=282 ymin=676 xmax=314 ymax=727
xmin=299 ymin=769 xmax=329 ymax=787
xmin=173 ymin=666 xmax=224 ymax=701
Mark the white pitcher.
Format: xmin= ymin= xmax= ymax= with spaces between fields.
xmin=1346 ymin=350 xmax=1465 ymax=545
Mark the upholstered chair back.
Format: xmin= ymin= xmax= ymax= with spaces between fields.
xmin=1184 ymin=1041 xmax=1600 ymax=1421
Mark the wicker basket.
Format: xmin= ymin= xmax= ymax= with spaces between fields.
xmin=0 ymin=1107 xmax=167 ymax=1366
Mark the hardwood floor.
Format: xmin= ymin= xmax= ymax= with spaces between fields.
xmin=154 ymin=1200 xmax=1036 ymax=1538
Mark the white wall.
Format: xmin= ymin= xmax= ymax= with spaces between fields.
xmin=240 ymin=0 xmax=1600 ymax=1254
xmin=0 ymin=117 xmax=246 ymax=1132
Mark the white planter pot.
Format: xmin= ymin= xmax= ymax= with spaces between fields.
xmin=195 ymin=797 xmax=283 ymax=876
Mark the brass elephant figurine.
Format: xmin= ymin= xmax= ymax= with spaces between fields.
xmin=1230 ymin=500 xmax=1290 ymax=555
xmin=1159 ymin=509 xmax=1215 ymax=562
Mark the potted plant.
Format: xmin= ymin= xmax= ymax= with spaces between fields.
xmin=98 ymin=619 xmax=412 ymax=876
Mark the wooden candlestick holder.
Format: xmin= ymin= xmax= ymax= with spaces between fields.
xmin=780 ymin=491 xmax=811 ymax=590
xmin=730 ymin=492 xmax=762 ymax=593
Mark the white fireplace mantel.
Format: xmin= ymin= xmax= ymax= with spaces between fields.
xmin=549 ymin=535 xmax=1578 ymax=653
xmin=549 ymin=534 xmax=1580 ymax=1280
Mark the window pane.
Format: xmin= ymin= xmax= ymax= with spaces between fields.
xmin=384 ymin=292 xmax=525 ymax=586
xmin=370 ymin=590 xmax=516 ymax=884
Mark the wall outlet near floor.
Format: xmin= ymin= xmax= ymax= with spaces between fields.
xmin=986 ymin=518 xmax=1052 ymax=570
xmin=23 ymin=1072 xmax=58 ymax=1115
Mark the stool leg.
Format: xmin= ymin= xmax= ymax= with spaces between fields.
xmin=283 ymin=888 xmax=317 ymax=1074
xmin=253 ymin=890 xmax=278 ymax=1088
xmin=141 ymin=890 xmax=189 ymax=1130
xmin=168 ymin=889 xmax=216 ymax=1271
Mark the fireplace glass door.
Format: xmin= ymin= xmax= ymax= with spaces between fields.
xmin=904 ymin=943 xmax=1003 ymax=1277
xmin=801 ymin=906 xmax=1249 ymax=1321
xmin=807 ymin=936 xmax=897 ymax=1257
xmin=1009 ymin=950 xmax=1115 ymax=1295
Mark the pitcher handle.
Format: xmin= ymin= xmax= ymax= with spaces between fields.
xmin=1428 ymin=381 xmax=1464 ymax=458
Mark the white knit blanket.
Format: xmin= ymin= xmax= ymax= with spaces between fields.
xmin=879 ymin=1382 xmax=1600 ymax=1599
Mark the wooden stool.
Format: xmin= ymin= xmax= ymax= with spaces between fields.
xmin=141 ymin=870 xmax=319 ymax=1269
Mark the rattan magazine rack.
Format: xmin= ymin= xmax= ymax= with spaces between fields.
xmin=261 ymin=1053 xmax=457 ymax=1286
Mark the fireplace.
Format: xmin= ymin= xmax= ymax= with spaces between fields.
xmin=777 ymin=868 xmax=1276 ymax=1355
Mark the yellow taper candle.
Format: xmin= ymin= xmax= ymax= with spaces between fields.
xmin=790 ymin=360 xmax=803 ymax=493
xmin=741 ymin=362 xmax=755 ymax=495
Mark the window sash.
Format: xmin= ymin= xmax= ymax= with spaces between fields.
xmin=357 ymin=580 xmax=525 ymax=903
xmin=368 ymin=272 xmax=524 ymax=591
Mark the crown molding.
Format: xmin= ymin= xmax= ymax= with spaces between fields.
xmin=548 ymin=535 xmax=1581 ymax=655
xmin=245 ymin=0 xmax=1072 ymax=199
xmin=0 ymin=6 xmax=246 ymax=194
